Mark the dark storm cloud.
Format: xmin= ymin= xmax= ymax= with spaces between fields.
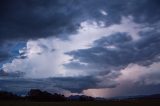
xmin=93 ymin=33 xmax=132 ymax=47
xmin=0 ymin=76 xmax=117 ymax=94
xmin=0 ymin=0 xmax=160 ymax=41
xmin=48 ymin=77 xmax=98 ymax=93
xmin=75 ymin=0 xmax=160 ymax=25
xmin=0 ymin=52 xmax=9 ymax=62
xmin=66 ymin=32 xmax=160 ymax=73
xmin=109 ymin=82 xmax=160 ymax=97
xmin=0 ymin=0 xmax=82 ymax=41
xmin=0 ymin=78 xmax=57 ymax=95
xmin=0 ymin=41 xmax=26 ymax=63
xmin=0 ymin=0 xmax=160 ymax=61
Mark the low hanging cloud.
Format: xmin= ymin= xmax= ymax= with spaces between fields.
xmin=83 ymin=61 xmax=160 ymax=98
xmin=117 ymin=62 xmax=160 ymax=85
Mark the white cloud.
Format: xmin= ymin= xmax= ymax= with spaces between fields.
xmin=117 ymin=62 xmax=160 ymax=85
xmin=100 ymin=10 xmax=108 ymax=16
xmin=104 ymin=45 xmax=117 ymax=49
xmin=2 ymin=16 xmax=148 ymax=78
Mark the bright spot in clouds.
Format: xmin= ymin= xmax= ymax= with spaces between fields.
xmin=83 ymin=61 xmax=160 ymax=98
xmin=100 ymin=10 xmax=108 ymax=16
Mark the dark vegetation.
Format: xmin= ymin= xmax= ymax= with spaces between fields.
xmin=0 ymin=89 xmax=160 ymax=106
xmin=0 ymin=89 xmax=95 ymax=102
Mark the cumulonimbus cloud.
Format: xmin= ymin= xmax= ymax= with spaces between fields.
xmin=2 ymin=16 xmax=148 ymax=78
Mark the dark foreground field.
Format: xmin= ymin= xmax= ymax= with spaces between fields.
xmin=1 ymin=90 xmax=160 ymax=106
xmin=0 ymin=100 xmax=160 ymax=106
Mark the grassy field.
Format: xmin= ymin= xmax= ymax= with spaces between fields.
xmin=0 ymin=100 xmax=160 ymax=106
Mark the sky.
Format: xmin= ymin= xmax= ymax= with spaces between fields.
xmin=0 ymin=0 xmax=160 ymax=98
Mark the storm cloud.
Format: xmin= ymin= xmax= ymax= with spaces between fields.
xmin=0 ymin=0 xmax=160 ymax=98
xmin=0 ymin=0 xmax=160 ymax=41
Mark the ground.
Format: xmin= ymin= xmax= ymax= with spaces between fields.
xmin=0 ymin=100 xmax=160 ymax=106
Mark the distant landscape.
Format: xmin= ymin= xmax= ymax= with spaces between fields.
xmin=0 ymin=89 xmax=160 ymax=106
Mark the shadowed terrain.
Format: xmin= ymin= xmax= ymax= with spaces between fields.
xmin=0 ymin=89 xmax=160 ymax=106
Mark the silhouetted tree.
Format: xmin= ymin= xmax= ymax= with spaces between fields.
xmin=26 ymin=89 xmax=67 ymax=101
xmin=79 ymin=95 xmax=95 ymax=101
xmin=0 ymin=91 xmax=19 ymax=100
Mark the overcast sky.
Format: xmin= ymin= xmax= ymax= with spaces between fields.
xmin=0 ymin=0 xmax=160 ymax=98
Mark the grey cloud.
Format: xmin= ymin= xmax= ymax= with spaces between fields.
xmin=66 ymin=31 xmax=160 ymax=73
xmin=109 ymin=82 xmax=160 ymax=97
xmin=1 ymin=0 xmax=160 ymax=41
xmin=93 ymin=33 xmax=132 ymax=47
xmin=0 ymin=0 xmax=160 ymax=63
xmin=0 ymin=0 xmax=82 ymax=41
xmin=0 ymin=52 xmax=9 ymax=62
xmin=0 ymin=41 xmax=26 ymax=62
xmin=0 ymin=76 xmax=117 ymax=94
